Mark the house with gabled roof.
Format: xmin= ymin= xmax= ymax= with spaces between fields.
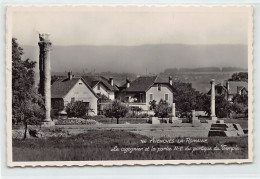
xmin=51 ymin=72 xmax=98 ymax=116
xmin=81 ymin=76 xmax=119 ymax=100
xmin=207 ymin=80 xmax=248 ymax=102
xmin=117 ymin=75 xmax=175 ymax=110
xmin=207 ymin=83 xmax=227 ymax=96
xmin=225 ymin=81 xmax=248 ymax=101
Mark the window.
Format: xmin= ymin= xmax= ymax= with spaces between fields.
xmin=97 ymin=84 xmax=100 ymax=90
xmin=139 ymin=93 xmax=144 ymax=103
xmin=150 ymin=93 xmax=153 ymax=101
xmin=164 ymin=93 xmax=169 ymax=101
xmin=83 ymin=102 xmax=90 ymax=108
xmin=158 ymin=84 xmax=161 ymax=91
xmin=79 ymin=82 xmax=83 ymax=85
xmin=71 ymin=97 xmax=75 ymax=103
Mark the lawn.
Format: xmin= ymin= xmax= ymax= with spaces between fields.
xmin=13 ymin=130 xmax=248 ymax=161
xmin=224 ymin=118 xmax=248 ymax=129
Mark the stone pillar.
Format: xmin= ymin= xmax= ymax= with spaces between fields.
xmin=38 ymin=34 xmax=54 ymax=126
xmin=192 ymin=110 xmax=196 ymax=118
xmin=171 ymin=103 xmax=179 ymax=124
xmin=171 ymin=103 xmax=178 ymax=120
xmin=210 ymin=79 xmax=217 ymax=121
xmin=192 ymin=110 xmax=201 ymax=126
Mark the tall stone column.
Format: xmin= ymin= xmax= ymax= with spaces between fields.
xmin=210 ymin=79 xmax=217 ymax=121
xmin=38 ymin=34 xmax=53 ymax=125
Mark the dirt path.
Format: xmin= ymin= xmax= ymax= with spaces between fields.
xmin=55 ymin=123 xmax=211 ymax=137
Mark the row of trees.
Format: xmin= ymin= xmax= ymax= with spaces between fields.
xmin=171 ymin=81 xmax=248 ymax=118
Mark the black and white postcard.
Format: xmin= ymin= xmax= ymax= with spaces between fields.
xmin=6 ymin=5 xmax=253 ymax=166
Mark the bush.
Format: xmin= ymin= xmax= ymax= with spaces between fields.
xmin=65 ymin=101 xmax=88 ymax=118
xmin=103 ymin=100 xmax=129 ymax=124
xmin=84 ymin=115 xmax=105 ymax=120
xmin=154 ymin=100 xmax=171 ymax=118
xmin=125 ymin=112 xmax=149 ymax=118
xmin=55 ymin=118 xmax=98 ymax=125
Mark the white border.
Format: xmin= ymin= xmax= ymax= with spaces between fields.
xmin=6 ymin=4 xmax=254 ymax=167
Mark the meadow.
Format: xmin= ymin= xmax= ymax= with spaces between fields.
xmin=13 ymin=130 xmax=248 ymax=161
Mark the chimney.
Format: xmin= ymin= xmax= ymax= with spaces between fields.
xmin=68 ymin=71 xmax=73 ymax=80
xmin=126 ymin=79 xmax=130 ymax=88
xmin=109 ymin=77 xmax=114 ymax=86
xmin=169 ymin=76 xmax=173 ymax=85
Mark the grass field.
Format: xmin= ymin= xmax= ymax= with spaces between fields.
xmin=224 ymin=118 xmax=248 ymax=129
xmin=13 ymin=130 xmax=248 ymax=161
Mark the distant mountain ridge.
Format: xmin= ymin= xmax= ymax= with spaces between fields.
xmin=21 ymin=44 xmax=248 ymax=74
xmin=164 ymin=67 xmax=247 ymax=73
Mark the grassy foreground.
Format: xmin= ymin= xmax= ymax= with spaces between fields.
xmin=13 ymin=130 xmax=248 ymax=161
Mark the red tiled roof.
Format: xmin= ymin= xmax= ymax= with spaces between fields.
xmin=122 ymin=75 xmax=175 ymax=92
xmin=51 ymin=77 xmax=97 ymax=98
xmin=123 ymin=76 xmax=156 ymax=92
xmin=81 ymin=76 xmax=119 ymax=91
xmin=227 ymin=81 xmax=248 ymax=94
xmin=51 ymin=77 xmax=81 ymax=98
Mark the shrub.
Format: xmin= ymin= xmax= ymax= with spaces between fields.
xmin=103 ymin=100 xmax=129 ymax=124
xmin=154 ymin=100 xmax=171 ymax=119
xmin=65 ymin=101 xmax=87 ymax=118
xmin=55 ymin=118 xmax=98 ymax=125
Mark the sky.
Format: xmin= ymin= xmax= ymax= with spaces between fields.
xmin=9 ymin=6 xmax=251 ymax=73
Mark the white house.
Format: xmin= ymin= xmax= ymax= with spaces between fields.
xmin=82 ymin=76 xmax=119 ymax=100
xmin=51 ymin=73 xmax=98 ymax=116
xmin=117 ymin=76 xmax=175 ymax=110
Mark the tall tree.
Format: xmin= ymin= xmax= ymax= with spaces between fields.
xmin=12 ymin=38 xmax=44 ymax=139
xmin=231 ymin=94 xmax=248 ymax=117
xmin=172 ymin=81 xmax=230 ymax=118
xmin=202 ymin=95 xmax=231 ymax=118
xmin=229 ymin=72 xmax=248 ymax=82
xmin=172 ymin=82 xmax=208 ymax=116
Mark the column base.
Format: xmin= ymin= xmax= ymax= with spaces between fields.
xmin=192 ymin=117 xmax=201 ymax=126
xmin=216 ymin=119 xmax=224 ymax=124
xmin=170 ymin=117 xmax=181 ymax=124
xmin=192 ymin=117 xmax=199 ymax=121
xmin=41 ymin=120 xmax=55 ymax=127
xmin=149 ymin=117 xmax=160 ymax=124
xmin=171 ymin=117 xmax=179 ymax=121
xmin=210 ymin=116 xmax=218 ymax=121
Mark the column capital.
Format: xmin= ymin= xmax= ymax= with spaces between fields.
xmin=210 ymin=79 xmax=215 ymax=84
xmin=38 ymin=33 xmax=52 ymax=51
xmin=38 ymin=41 xmax=52 ymax=51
